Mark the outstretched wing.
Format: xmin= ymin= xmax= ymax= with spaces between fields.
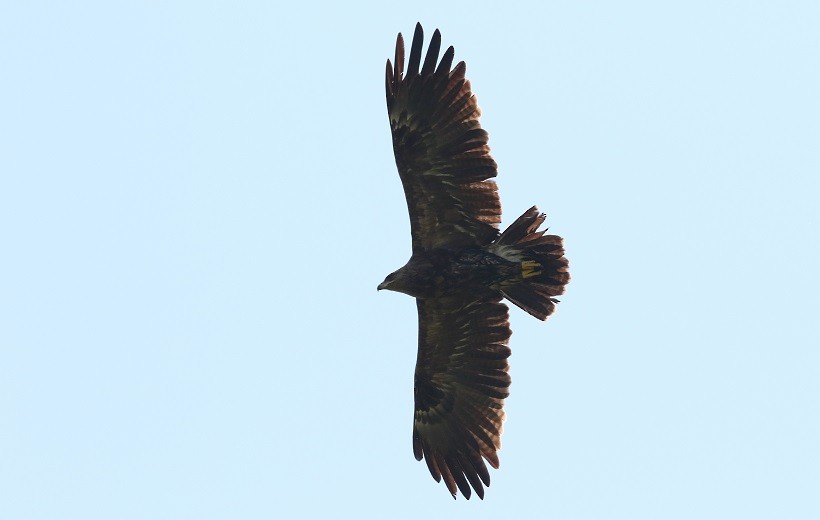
xmin=413 ymin=295 xmax=512 ymax=499
xmin=386 ymin=23 xmax=501 ymax=252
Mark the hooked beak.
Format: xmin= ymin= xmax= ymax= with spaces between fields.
xmin=377 ymin=281 xmax=387 ymax=291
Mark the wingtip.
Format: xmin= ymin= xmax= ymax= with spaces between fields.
xmin=412 ymin=22 xmax=423 ymax=46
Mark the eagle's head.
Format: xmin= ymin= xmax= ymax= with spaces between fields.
xmin=377 ymin=269 xmax=406 ymax=293
xmin=377 ymin=259 xmax=429 ymax=297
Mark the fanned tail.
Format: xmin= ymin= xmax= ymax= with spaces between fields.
xmin=492 ymin=206 xmax=570 ymax=320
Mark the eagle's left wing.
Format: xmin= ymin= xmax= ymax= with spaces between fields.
xmin=413 ymin=295 xmax=512 ymax=499
xmin=386 ymin=23 xmax=501 ymax=253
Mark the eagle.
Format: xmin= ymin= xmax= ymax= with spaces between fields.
xmin=378 ymin=23 xmax=570 ymax=499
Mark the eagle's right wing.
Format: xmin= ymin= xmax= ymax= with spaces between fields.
xmin=412 ymin=295 xmax=512 ymax=500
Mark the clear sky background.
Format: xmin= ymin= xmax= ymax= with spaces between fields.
xmin=2 ymin=1 xmax=819 ymax=518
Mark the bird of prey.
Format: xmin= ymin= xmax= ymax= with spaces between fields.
xmin=378 ymin=23 xmax=570 ymax=499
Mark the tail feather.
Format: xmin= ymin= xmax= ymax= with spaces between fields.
xmin=493 ymin=206 xmax=570 ymax=321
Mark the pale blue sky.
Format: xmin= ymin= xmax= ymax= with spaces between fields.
xmin=2 ymin=1 xmax=819 ymax=518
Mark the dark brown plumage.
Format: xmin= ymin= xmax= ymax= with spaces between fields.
xmin=378 ymin=23 xmax=570 ymax=499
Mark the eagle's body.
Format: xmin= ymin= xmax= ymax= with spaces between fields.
xmin=379 ymin=248 xmax=516 ymax=299
xmin=378 ymin=23 xmax=570 ymax=500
